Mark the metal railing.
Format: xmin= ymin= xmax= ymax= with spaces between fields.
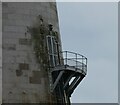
xmin=51 ymin=51 xmax=87 ymax=93
xmin=59 ymin=51 xmax=87 ymax=74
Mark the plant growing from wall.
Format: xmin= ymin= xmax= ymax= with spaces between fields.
xmin=27 ymin=15 xmax=59 ymax=69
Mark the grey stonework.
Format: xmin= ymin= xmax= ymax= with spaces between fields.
xmin=2 ymin=2 xmax=60 ymax=103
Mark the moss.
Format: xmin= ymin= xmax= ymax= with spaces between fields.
xmin=27 ymin=16 xmax=59 ymax=70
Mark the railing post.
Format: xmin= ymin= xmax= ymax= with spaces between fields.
xmin=66 ymin=51 xmax=67 ymax=65
xmin=76 ymin=53 xmax=77 ymax=71
xmin=86 ymin=58 xmax=87 ymax=73
xmin=82 ymin=56 xmax=83 ymax=71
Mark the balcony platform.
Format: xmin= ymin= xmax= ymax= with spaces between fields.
xmin=52 ymin=64 xmax=86 ymax=76
xmin=47 ymin=50 xmax=87 ymax=97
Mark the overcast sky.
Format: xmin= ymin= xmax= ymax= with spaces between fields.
xmin=57 ymin=2 xmax=118 ymax=103
xmin=0 ymin=2 xmax=118 ymax=104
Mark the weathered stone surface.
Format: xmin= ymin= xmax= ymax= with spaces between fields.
xmin=3 ymin=43 xmax=16 ymax=50
xmin=2 ymin=2 xmax=60 ymax=103
xmin=29 ymin=71 xmax=47 ymax=84
xmin=19 ymin=63 xmax=29 ymax=70
xmin=16 ymin=69 xmax=23 ymax=76
xmin=29 ymin=77 xmax=41 ymax=84
xmin=19 ymin=38 xmax=32 ymax=45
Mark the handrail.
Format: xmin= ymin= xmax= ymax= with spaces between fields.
xmin=48 ymin=50 xmax=87 ymax=74
xmin=59 ymin=51 xmax=87 ymax=74
xmin=62 ymin=51 xmax=87 ymax=59
xmin=49 ymin=51 xmax=87 ymax=60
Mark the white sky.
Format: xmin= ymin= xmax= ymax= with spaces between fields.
xmin=57 ymin=2 xmax=118 ymax=103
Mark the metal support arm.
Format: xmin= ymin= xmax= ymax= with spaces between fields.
xmin=52 ymin=71 xmax=64 ymax=92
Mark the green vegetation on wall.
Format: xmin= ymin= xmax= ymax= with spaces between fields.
xmin=27 ymin=15 xmax=59 ymax=69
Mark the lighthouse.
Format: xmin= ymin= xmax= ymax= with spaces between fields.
xmin=2 ymin=2 xmax=87 ymax=104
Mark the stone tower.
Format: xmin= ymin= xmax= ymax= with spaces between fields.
xmin=2 ymin=2 xmax=63 ymax=103
xmin=2 ymin=2 xmax=87 ymax=104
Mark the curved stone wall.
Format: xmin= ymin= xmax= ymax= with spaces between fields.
xmin=2 ymin=2 xmax=60 ymax=103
